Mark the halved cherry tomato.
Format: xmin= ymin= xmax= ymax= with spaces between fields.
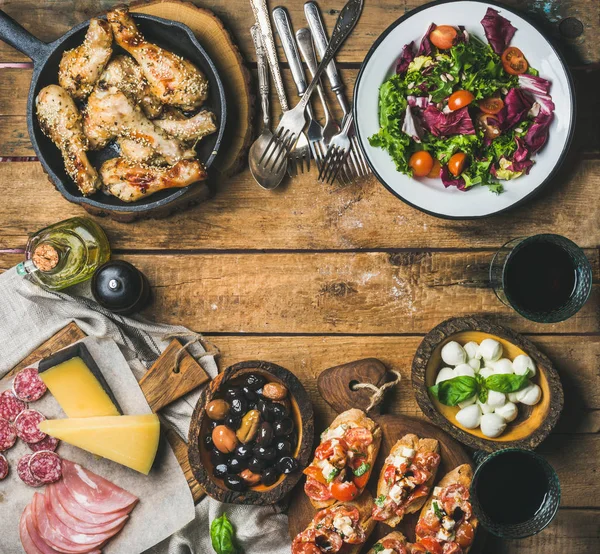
xmin=349 ymin=457 xmax=370 ymax=489
xmin=304 ymin=477 xmax=333 ymax=502
xmin=303 ymin=465 xmax=327 ymax=485
xmin=344 ymin=427 xmax=373 ymax=449
xmin=479 ymin=97 xmax=504 ymax=115
xmin=501 ymin=46 xmax=528 ymax=75
xmin=384 ymin=464 xmax=397 ymax=485
xmin=477 ymin=113 xmax=501 ymax=140
xmin=456 ymin=522 xmax=475 ymax=548
xmin=413 ymin=450 xmax=441 ymax=472
xmin=448 ymin=153 xmax=467 ymax=177
xmin=381 ymin=538 xmax=408 ymax=554
xmin=427 ymin=159 xmax=442 ymax=178
xmin=448 ymin=90 xmax=475 ymax=111
xmin=331 ymin=480 xmax=358 ymax=502
xmin=417 ymin=537 xmax=444 ymax=554
xmin=429 ymin=25 xmax=458 ymax=50
xmin=409 ymin=151 xmax=434 ymax=178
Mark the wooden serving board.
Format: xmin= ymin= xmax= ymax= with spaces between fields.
xmin=1 ymin=322 xmax=211 ymax=503
xmin=288 ymin=358 xmax=485 ymax=552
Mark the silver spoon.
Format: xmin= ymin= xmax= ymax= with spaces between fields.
xmin=248 ymin=25 xmax=287 ymax=190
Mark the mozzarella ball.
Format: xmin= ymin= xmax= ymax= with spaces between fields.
xmin=477 ymin=399 xmax=495 ymax=414
xmin=458 ymin=395 xmax=477 ymax=409
xmin=479 ymin=339 xmax=503 ymax=362
xmin=516 ymin=384 xmax=542 ymax=406
xmin=487 ymin=390 xmax=506 ymax=408
xmin=436 ymin=367 xmax=456 ymax=384
xmin=480 ymin=413 xmax=507 ymax=438
xmin=464 ymin=341 xmax=481 ymax=360
xmin=508 ymin=391 xmax=520 ymax=403
xmin=479 ymin=367 xmax=495 ymax=380
xmin=441 ymin=341 xmax=467 ymax=366
xmin=493 ymin=359 xmax=514 ymax=375
xmin=454 ymin=364 xmax=476 ymax=378
xmin=468 ymin=358 xmax=481 ymax=372
xmin=513 ymin=354 xmax=536 ymax=377
xmin=495 ymin=402 xmax=518 ymax=423
xmin=456 ymin=404 xmax=482 ymax=429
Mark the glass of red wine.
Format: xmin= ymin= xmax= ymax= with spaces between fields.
xmin=471 ymin=448 xmax=560 ymax=539
xmin=490 ymin=234 xmax=593 ymax=323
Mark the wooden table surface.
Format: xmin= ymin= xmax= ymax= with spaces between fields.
xmin=0 ymin=0 xmax=598 ymax=552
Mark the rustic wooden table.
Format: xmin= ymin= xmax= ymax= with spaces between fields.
xmin=0 ymin=0 xmax=598 ymax=552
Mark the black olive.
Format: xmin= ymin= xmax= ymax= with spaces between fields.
xmin=254 ymin=445 xmax=277 ymax=461
xmin=270 ymin=402 xmax=289 ymax=420
xmin=228 ymin=456 xmax=248 ymax=474
xmin=204 ymin=434 xmax=214 ymax=449
xmin=208 ymin=420 xmax=219 ymax=430
xmin=211 ymin=449 xmax=229 ymax=466
xmin=245 ymin=374 xmax=266 ymax=390
xmin=224 ymin=474 xmax=248 ymax=492
xmin=225 ymin=387 xmax=244 ymax=401
xmin=256 ymin=422 xmax=274 ymax=447
xmin=257 ymin=400 xmax=274 ymax=422
xmin=261 ymin=467 xmax=280 ymax=486
xmin=234 ymin=444 xmax=252 ymax=459
xmin=213 ymin=463 xmax=228 ymax=478
xmin=276 ymin=456 xmax=299 ymax=474
xmin=242 ymin=386 xmax=259 ymax=403
xmin=224 ymin=415 xmax=242 ymax=430
xmin=274 ymin=417 xmax=294 ymax=437
xmin=275 ymin=440 xmax=292 ymax=456
xmin=230 ymin=397 xmax=248 ymax=417
xmin=248 ymin=457 xmax=266 ymax=472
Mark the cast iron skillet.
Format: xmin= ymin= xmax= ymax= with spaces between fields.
xmin=0 ymin=10 xmax=227 ymax=213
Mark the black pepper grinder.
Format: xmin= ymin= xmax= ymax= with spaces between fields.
xmin=91 ymin=261 xmax=151 ymax=315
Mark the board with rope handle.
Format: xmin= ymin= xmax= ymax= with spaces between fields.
xmin=287 ymin=358 xmax=480 ymax=550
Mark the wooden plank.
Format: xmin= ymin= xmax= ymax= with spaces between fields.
xmin=0 ymin=0 xmax=598 ymax=64
xmin=0 ymin=159 xmax=599 ymax=251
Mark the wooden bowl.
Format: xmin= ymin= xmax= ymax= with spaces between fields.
xmin=412 ymin=316 xmax=564 ymax=452
xmin=188 ymin=361 xmax=314 ymax=504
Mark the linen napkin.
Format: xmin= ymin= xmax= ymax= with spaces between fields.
xmin=0 ymin=266 xmax=292 ymax=554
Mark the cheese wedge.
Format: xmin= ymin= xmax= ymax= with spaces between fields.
xmin=39 ymin=414 xmax=160 ymax=475
xmin=40 ymin=357 xmax=120 ymax=418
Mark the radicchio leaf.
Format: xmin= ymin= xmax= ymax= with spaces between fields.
xmin=513 ymin=137 xmax=529 ymax=163
xmin=481 ymin=7 xmax=517 ymax=54
xmin=499 ymin=88 xmax=533 ymax=130
xmin=422 ymin=106 xmax=476 ymax=137
xmin=518 ymin=74 xmax=555 ymax=115
xmin=525 ymin=112 xmax=554 ymax=154
xmin=418 ymin=23 xmax=436 ymax=56
xmin=401 ymin=105 xmax=423 ymax=142
xmin=406 ymin=95 xmax=431 ymax=109
xmin=396 ymin=41 xmax=415 ymax=75
xmin=441 ymin=164 xmax=467 ymax=190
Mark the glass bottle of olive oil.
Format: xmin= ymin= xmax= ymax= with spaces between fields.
xmin=16 ymin=217 xmax=111 ymax=291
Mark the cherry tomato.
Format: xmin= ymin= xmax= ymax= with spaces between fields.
xmin=501 ymin=47 xmax=528 ymax=75
xmin=384 ymin=464 xmax=397 ymax=485
xmin=456 ymin=522 xmax=475 ymax=548
xmin=442 ymin=544 xmax=462 ymax=554
xmin=409 ymin=151 xmax=434 ymax=178
xmin=344 ymin=427 xmax=373 ymax=449
xmin=303 ymin=465 xmax=327 ymax=485
xmin=349 ymin=458 xmax=370 ymax=489
xmin=477 ymin=113 xmax=501 ymax=140
xmin=448 ymin=153 xmax=467 ymax=177
xmin=417 ymin=538 xmax=444 ymax=554
xmin=427 ymin=159 xmax=441 ymax=179
xmin=291 ymin=544 xmax=321 ymax=554
xmin=381 ymin=538 xmax=408 ymax=554
xmin=413 ymin=451 xmax=441 ymax=472
xmin=448 ymin=90 xmax=475 ymax=111
xmin=331 ymin=480 xmax=358 ymax=502
xmin=416 ymin=510 xmax=441 ymax=537
xmin=429 ymin=25 xmax=458 ymax=50
xmin=407 ymin=484 xmax=430 ymax=505
xmin=479 ymin=97 xmax=504 ymax=115
xmin=304 ymin=477 xmax=332 ymax=502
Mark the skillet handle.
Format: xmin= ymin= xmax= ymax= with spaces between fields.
xmin=0 ymin=10 xmax=50 ymax=63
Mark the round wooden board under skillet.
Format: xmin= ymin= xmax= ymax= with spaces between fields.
xmin=287 ymin=358 xmax=485 ymax=552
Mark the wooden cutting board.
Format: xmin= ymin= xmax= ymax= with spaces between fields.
xmin=287 ymin=358 xmax=485 ymax=552
xmin=1 ymin=322 xmax=211 ymax=503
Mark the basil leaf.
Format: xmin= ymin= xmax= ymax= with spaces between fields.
xmin=210 ymin=514 xmax=237 ymax=554
xmin=326 ymin=468 xmax=340 ymax=483
xmin=478 ymin=387 xmax=488 ymax=404
xmin=375 ymin=494 xmax=386 ymax=508
xmin=373 ymin=544 xmax=385 ymax=553
xmin=433 ymin=501 xmax=445 ymax=520
xmin=485 ymin=371 xmax=531 ymax=393
xmin=429 ymin=376 xmax=478 ymax=406
xmin=353 ymin=462 xmax=371 ymax=477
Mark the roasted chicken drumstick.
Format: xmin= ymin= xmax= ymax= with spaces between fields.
xmin=58 ymin=18 xmax=113 ymax=100
xmin=154 ymin=107 xmax=218 ymax=143
xmin=107 ymin=6 xmax=209 ymax=110
xmin=36 ymin=85 xmax=100 ymax=196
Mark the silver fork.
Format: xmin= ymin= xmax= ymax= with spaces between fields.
xmin=305 ymin=1 xmax=371 ymax=179
xmin=273 ymin=6 xmax=314 ymax=175
xmin=319 ymin=114 xmax=354 ymax=184
xmin=258 ymin=0 xmax=364 ymax=174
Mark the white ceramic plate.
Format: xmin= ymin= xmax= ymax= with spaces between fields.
xmin=353 ymin=0 xmax=575 ymax=219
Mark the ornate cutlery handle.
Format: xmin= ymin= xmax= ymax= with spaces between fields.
xmin=251 ymin=25 xmax=270 ymax=130
xmin=296 ymin=28 xmax=330 ymax=116
xmin=250 ymin=0 xmax=289 ymax=112
xmin=273 ymin=7 xmax=307 ymax=95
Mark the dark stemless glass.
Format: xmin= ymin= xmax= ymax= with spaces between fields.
xmin=489 ymin=234 xmax=592 ymax=323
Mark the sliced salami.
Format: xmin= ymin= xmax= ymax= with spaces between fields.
xmin=14 ymin=409 xmax=46 ymax=443
xmin=0 ymin=389 xmax=26 ymax=422
xmin=29 ymin=450 xmax=62 ymax=484
xmin=17 ymin=454 xmax=43 ymax=487
xmin=0 ymin=453 xmax=8 ymax=480
xmin=13 ymin=367 xmax=47 ymax=402
xmin=28 ymin=435 xmax=59 ymax=453
xmin=0 ymin=417 xmax=17 ymax=451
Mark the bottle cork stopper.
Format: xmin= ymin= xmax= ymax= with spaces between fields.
xmin=32 ymin=244 xmax=59 ymax=272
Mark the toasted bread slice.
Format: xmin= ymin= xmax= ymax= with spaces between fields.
xmin=367 ymin=531 xmax=408 ymax=554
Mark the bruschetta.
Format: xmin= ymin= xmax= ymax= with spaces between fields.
xmin=414 ymin=464 xmax=478 ymax=554
xmin=372 ymin=434 xmax=441 ymax=527
xmin=304 ymin=408 xmax=382 ymax=509
xmin=367 ymin=531 xmax=409 ymax=553
xmin=292 ymin=490 xmax=376 ymax=554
